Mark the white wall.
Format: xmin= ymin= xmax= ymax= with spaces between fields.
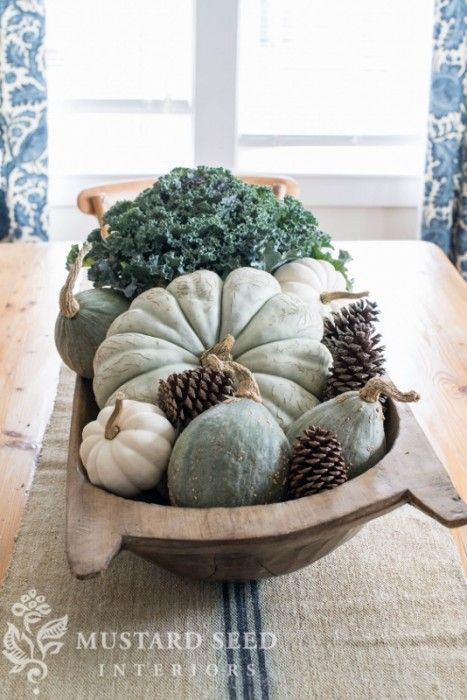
xmin=50 ymin=206 xmax=93 ymax=242
xmin=312 ymin=207 xmax=419 ymax=241
xmin=50 ymin=205 xmax=420 ymax=243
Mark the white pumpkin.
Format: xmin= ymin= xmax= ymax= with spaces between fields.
xmin=273 ymin=258 xmax=367 ymax=318
xmin=93 ymin=267 xmax=332 ymax=429
xmin=80 ymin=395 xmax=176 ymax=497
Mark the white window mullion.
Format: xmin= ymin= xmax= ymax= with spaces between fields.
xmin=194 ymin=0 xmax=239 ymax=169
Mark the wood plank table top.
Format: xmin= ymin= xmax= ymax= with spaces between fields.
xmin=0 ymin=240 xmax=465 ymax=584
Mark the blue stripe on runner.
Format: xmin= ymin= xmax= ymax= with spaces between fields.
xmin=234 ymin=581 xmax=256 ymax=700
xmin=222 ymin=582 xmax=238 ymax=700
xmin=250 ymin=581 xmax=270 ymax=700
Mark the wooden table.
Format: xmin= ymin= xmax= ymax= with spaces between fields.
xmin=0 ymin=240 xmax=465 ymax=584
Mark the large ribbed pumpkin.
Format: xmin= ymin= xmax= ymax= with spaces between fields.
xmin=55 ymin=244 xmax=129 ymax=378
xmin=93 ymin=267 xmax=331 ymax=428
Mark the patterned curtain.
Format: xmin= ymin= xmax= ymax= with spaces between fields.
xmin=422 ymin=0 xmax=467 ymax=279
xmin=0 ymin=0 xmax=48 ymax=241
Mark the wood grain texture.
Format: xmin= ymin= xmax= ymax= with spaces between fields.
xmin=0 ymin=240 xmax=466 ymax=583
xmin=0 ymin=242 xmax=69 ymax=584
xmin=67 ymin=377 xmax=467 ymax=581
xmin=346 ymin=240 xmax=467 ymax=569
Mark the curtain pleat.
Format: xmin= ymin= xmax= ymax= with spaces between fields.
xmin=422 ymin=0 xmax=467 ymax=279
xmin=0 ymin=0 xmax=48 ymax=241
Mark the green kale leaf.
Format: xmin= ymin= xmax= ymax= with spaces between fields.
xmin=68 ymin=166 xmax=350 ymax=298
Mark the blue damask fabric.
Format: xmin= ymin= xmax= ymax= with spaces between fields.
xmin=422 ymin=0 xmax=467 ymax=278
xmin=0 ymin=0 xmax=48 ymax=241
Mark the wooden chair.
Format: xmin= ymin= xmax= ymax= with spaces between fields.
xmin=77 ymin=175 xmax=299 ymax=237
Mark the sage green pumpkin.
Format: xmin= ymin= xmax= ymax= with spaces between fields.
xmin=93 ymin=267 xmax=331 ymax=429
xmin=55 ymin=288 xmax=129 ymax=378
xmin=168 ymin=399 xmax=291 ymax=508
xmin=54 ymin=246 xmax=129 ymax=378
xmin=286 ymin=378 xmax=419 ymax=479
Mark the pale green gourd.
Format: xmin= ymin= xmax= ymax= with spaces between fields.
xmin=286 ymin=378 xmax=420 ymax=478
xmin=93 ymin=267 xmax=331 ymax=429
xmin=55 ymin=244 xmax=129 ymax=378
xmin=168 ymin=358 xmax=291 ymax=508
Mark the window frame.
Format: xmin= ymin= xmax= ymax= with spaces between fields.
xmin=47 ymin=0 xmax=430 ymax=209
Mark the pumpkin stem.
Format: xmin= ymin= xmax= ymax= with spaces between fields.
xmin=59 ymin=242 xmax=92 ymax=318
xmin=359 ymin=377 xmax=420 ymax=404
xmin=199 ymin=334 xmax=235 ymax=364
xmin=320 ymin=290 xmax=369 ymax=304
xmin=203 ymin=354 xmax=262 ymax=404
xmin=229 ymin=361 xmax=262 ymax=403
xmin=104 ymin=392 xmax=125 ymax=439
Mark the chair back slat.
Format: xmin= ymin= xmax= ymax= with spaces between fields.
xmin=77 ymin=175 xmax=299 ymax=224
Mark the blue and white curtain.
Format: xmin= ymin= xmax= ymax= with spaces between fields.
xmin=0 ymin=0 xmax=48 ymax=241
xmin=422 ymin=0 xmax=467 ymax=278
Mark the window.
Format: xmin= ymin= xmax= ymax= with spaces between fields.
xmin=47 ymin=0 xmax=194 ymax=187
xmin=46 ymin=0 xmax=434 ymax=207
xmin=237 ymin=0 xmax=434 ymax=176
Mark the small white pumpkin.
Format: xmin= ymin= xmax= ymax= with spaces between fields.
xmin=80 ymin=394 xmax=176 ymax=497
xmin=273 ymin=258 xmax=368 ymax=318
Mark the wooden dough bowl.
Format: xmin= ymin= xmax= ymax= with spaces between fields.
xmin=67 ymin=377 xmax=467 ymax=581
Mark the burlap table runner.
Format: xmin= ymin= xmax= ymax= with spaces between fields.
xmin=0 ymin=367 xmax=466 ymax=700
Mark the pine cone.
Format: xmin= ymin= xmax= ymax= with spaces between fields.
xmin=287 ymin=425 xmax=348 ymax=499
xmin=158 ymin=366 xmax=234 ymax=429
xmin=323 ymin=330 xmax=386 ymax=400
xmin=323 ymin=299 xmax=380 ymax=352
xmin=323 ymin=300 xmax=386 ymax=400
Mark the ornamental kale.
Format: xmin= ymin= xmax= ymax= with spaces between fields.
xmin=68 ymin=166 xmax=350 ymax=298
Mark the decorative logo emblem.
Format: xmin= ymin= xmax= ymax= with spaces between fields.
xmin=2 ymin=590 xmax=68 ymax=695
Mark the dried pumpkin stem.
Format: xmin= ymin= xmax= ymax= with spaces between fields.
xmin=359 ymin=377 xmax=420 ymax=404
xmin=203 ymin=354 xmax=262 ymax=404
xmin=199 ymin=334 xmax=235 ymax=364
xmin=320 ymin=290 xmax=369 ymax=304
xmin=229 ymin=361 xmax=262 ymax=403
xmin=58 ymin=241 xmax=92 ymax=318
xmin=104 ymin=392 xmax=125 ymax=440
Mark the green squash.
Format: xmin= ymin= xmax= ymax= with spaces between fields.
xmin=54 ymin=244 xmax=129 ymax=378
xmin=286 ymin=378 xmax=419 ymax=478
xmin=168 ymin=360 xmax=291 ymax=508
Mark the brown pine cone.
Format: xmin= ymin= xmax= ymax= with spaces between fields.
xmin=323 ymin=328 xmax=386 ymax=400
xmin=323 ymin=300 xmax=380 ymax=352
xmin=158 ymin=366 xmax=234 ymax=429
xmin=287 ymin=425 xmax=348 ymax=499
xmin=322 ymin=300 xmax=386 ymax=401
